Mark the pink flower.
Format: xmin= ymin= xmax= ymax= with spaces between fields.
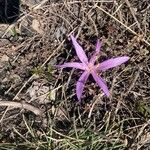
xmin=56 ymin=35 xmax=129 ymax=101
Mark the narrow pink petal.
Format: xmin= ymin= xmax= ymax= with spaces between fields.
xmin=76 ymin=71 xmax=89 ymax=101
xmin=99 ymin=56 xmax=130 ymax=71
xmin=70 ymin=35 xmax=88 ymax=64
xmin=91 ymin=71 xmax=109 ymax=96
xmin=55 ymin=62 xmax=85 ymax=70
xmin=95 ymin=39 xmax=101 ymax=52
xmin=90 ymin=39 xmax=101 ymax=64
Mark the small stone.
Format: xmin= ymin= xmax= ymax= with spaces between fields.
xmin=32 ymin=19 xmax=43 ymax=34
xmin=1 ymin=54 xmax=9 ymax=62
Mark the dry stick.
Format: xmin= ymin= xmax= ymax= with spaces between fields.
xmin=51 ymin=128 xmax=84 ymax=142
xmin=96 ymin=5 xmax=150 ymax=46
xmin=13 ymin=40 xmax=65 ymax=101
xmin=13 ymin=127 xmax=32 ymax=144
xmin=1 ymin=13 xmax=29 ymax=38
xmin=0 ymin=101 xmax=42 ymax=116
xmin=14 ymin=33 xmax=69 ymax=100
xmin=0 ymin=28 xmax=77 ymax=122
xmin=0 ymin=40 xmax=65 ymax=122
xmin=34 ymin=0 xmax=114 ymax=9
xmin=33 ymin=0 xmax=49 ymax=10
xmin=136 ymin=119 xmax=150 ymax=140
xmin=88 ymin=94 xmax=104 ymax=118
xmin=125 ymin=0 xmax=143 ymax=34
xmin=0 ymin=3 xmax=67 ymax=121
xmin=127 ymin=67 xmax=141 ymax=93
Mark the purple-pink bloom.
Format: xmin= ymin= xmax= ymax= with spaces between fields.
xmin=56 ymin=35 xmax=129 ymax=101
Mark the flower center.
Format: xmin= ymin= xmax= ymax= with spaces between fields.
xmin=86 ymin=63 xmax=100 ymax=73
xmin=86 ymin=63 xmax=94 ymax=73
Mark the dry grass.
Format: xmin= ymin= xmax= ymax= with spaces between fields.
xmin=0 ymin=0 xmax=150 ymax=149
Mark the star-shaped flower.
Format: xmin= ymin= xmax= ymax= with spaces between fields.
xmin=56 ymin=35 xmax=129 ymax=101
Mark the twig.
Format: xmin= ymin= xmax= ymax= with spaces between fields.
xmin=96 ymin=5 xmax=150 ymax=46
xmin=125 ymin=0 xmax=143 ymax=34
xmin=0 ymin=101 xmax=42 ymax=116
xmin=127 ymin=67 xmax=141 ymax=93
xmin=88 ymin=94 xmax=103 ymax=118
xmin=13 ymin=40 xmax=65 ymax=101
xmin=136 ymin=119 xmax=150 ymax=139
xmin=33 ymin=0 xmax=49 ymax=10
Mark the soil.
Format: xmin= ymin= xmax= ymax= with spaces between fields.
xmin=0 ymin=0 xmax=150 ymax=149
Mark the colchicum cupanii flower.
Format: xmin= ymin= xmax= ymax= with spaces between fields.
xmin=56 ymin=35 xmax=129 ymax=101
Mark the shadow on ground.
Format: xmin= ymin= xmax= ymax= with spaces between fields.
xmin=0 ymin=0 xmax=20 ymax=24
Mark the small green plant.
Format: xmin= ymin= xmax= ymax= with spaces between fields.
xmin=10 ymin=27 xmax=18 ymax=37
xmin=137 ymin=102 xmax=150 ymax=117
xmin=46 ymin=65 xmax=54 ymax=81
xmin=31 ymin=65 xmax=53 ymax=81
xmin=31 ymin=66 xmax=44 ymax=76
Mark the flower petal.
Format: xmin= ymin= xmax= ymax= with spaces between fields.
xmin=91 ymin=71 xmax=109 ymax=96
xmin=90 ymin=39 xmax=101 ymax=64
xmin=55 ymin=62 xmax=86 ymax=70
xmin=70 ymin=35 xmax=88 ymax=64
xmin=76 ymin=71 xmax=89 ymax=101
xmin=99 ymin=56 xmax=130 ymax=71
xmin=95 ymin=39 xmax=101 ymax=52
